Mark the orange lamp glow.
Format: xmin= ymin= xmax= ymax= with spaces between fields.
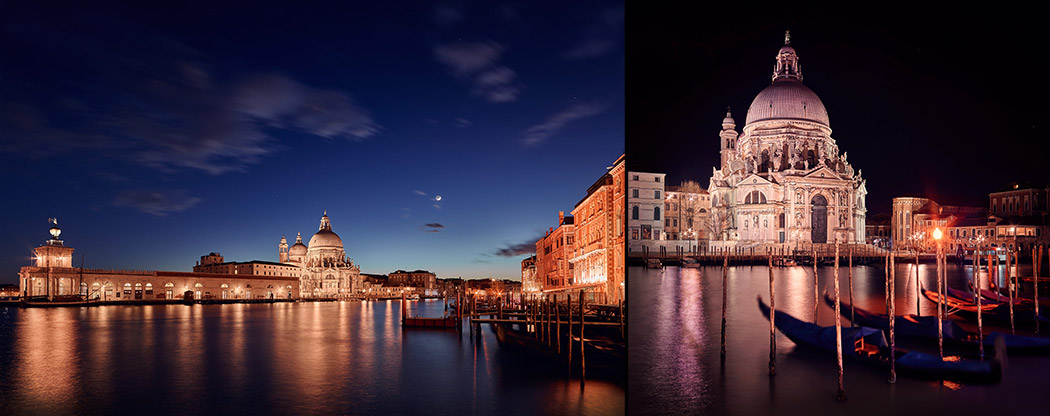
xmin=933 ymin=228 xmax=943 ymax=240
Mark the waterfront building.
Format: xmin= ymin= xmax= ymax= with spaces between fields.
xmin=892 ymin=197 xmax=985 ymax=251
xmin=664 ymin=183 xmax=711 ymax=246
xmin=535 ymin=212 xmax=574 ymax=291
xmin=627 ymin=171 xmax=666 ymax=253
xmin=520 ymin=255 xmax=539 ymax=295
xmin=18 ymin=221 xmax=298 ymax=301
xmin=569 ymin=154 xmax=626 ymax=303
xmin=706 ymin=33 xmax=868 ymax=245
xmin=0 ymin=284 xmax=18 ymax=297
xmin=193 ymin=253 xmax=302 ymax=277
xmin=289 ymin=212 xmax=362 ymax=298
xmin=197 ymin=212 xmax=362 ymax=299
xmin=864 ymin=212 xmax=891 ymax=248
xmin=388 ymin=269 xmax=436 ymax=290
xmin=989 ymin=185 xmax=1048 ymax=218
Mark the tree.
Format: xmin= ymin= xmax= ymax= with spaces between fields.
xmin=679 ymin=180 xmax=704 ymax=240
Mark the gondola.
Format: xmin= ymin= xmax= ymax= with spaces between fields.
xmin=823 ymin=292 xmax=1050 ymax=355
xmin=968 ymin=282 xmax=1050 ymax=309
xmin=758 ymin=295 xmax=1002 ymax=383
xmin=921 ymin=286 xmax=1050 ymax=326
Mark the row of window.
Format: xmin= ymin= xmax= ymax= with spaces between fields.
xmin=631 ymin=175 xmax=661 ymax=183
xmin=630 ymin=189 xmax=661 ymax=199
xmin=630 ymin=206 xmax=660 ymax=220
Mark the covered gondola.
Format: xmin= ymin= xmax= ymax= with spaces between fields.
xmin=824 ymin=292 xmax=1050 ymax=355
xmin=758 ymin=295 xmax=1002 ymax=383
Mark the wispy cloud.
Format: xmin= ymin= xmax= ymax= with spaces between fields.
xmin=423 ymin=223 xmax=445 ymax=233
xmin=454 ymin=118 xmax=472 ymax=127
xmin=434 ymin=41 xmax=521 ymax=102
xmin=0 ymin=19 xmax=380 ymax=175
xmin=521 ymin=102 xmax=607 ymax=146
xmin=414 ymin=190 xmax=427 ymax=196
xmin=562 ymin=7 xmax=624 ymax=60
xmin=493 ymin=234 xmax=544 ymax=257
xmin=112 ymin=189 xmax=201 ymax=216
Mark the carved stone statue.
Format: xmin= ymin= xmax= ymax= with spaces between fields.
xmin=773 ymin=148 xmax=783 ymax=170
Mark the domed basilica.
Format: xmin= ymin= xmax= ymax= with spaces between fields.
xmin=278 ymin=211 xmax=361 ymax=298
xmin=707 ymin=32 xmax=867 ymax=245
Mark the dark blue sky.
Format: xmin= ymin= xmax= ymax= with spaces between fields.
xmin=0 ymin=1 xmax=624 ymax=282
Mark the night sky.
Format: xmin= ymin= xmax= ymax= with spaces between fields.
xmin=0 ymin=1 xmax=624 ymax=282
xmin=628 ymin=6 xmax=1049 ymax=216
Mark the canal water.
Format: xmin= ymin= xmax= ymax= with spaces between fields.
xmin=0 ymin=299 xmax=623 ymax=415
xmin=629 ymin=262 xmax=1050 ymax=415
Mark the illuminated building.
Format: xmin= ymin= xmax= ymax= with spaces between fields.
xmin=520 ymin=255 xmax=539 ymax=295
xmin=627 ymin=171 xmax=666 ymax=253
xmin=664 ymin=184 xmax=711 ymax=245
xmin=569 ymin=154 xmax=626 ymax=303
xmin=195 ymin=212 xmax=362 ymax=299
xmin=706 ymin=32 xmax=867 ymax=245
xmin=18 ymin=221 xmax=298 ymax=301
xmin=535 ymin=212 xmax=574 ymax=291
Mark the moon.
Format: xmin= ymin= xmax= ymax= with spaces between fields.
xmin=435 ymin=195 xmax=442 ymax=201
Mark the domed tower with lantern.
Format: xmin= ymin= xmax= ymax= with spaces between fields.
xmin=282 ymin=211 xmax=361 ymax=299
xmin=707 ymin=32 xmax=867 ymax=245
xmin=19 ymin=218 xmax=78 ymax=299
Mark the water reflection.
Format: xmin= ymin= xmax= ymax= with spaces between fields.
xmin=630 ymin=263 xmax=1050 ymax=415
xmin=1 ymin=300 xmax=622 ymax=415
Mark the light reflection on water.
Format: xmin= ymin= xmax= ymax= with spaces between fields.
xmin=629 ymin=263 xmax=1050 ymax=415
xmin=0 ymin=300 xmax=623 ymax=415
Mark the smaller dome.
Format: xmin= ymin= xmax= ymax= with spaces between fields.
xmin=778 ymin=44 xmax=796 ymax=55
xmin=289 ymin=242 xmax=307 ymax=256
xmin=289 ymin=232 xmax=308 ymax=257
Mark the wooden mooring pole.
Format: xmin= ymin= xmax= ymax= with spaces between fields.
xmin=915 ymin=250 xmax=920 ymax=317
xmin=936 ymin=242 xmax=944 ymax=359
xmin=567 ymin=294 xmax=572 ymax=373
xmin=556 ymin=294 xmax=561 ymax=354
xmin=1008 ymin=249 xmax=1015 ymax=335
xmin=834 ymin=242 xmax=846 ymax=401
xmin=848 ymin=247 xmax=854 ymax=327
xmin=579 ymin=289 xmax=586 ymax=387
xmin=976 ymin=246 xmax=984 ymax=360
xmin=768 ymin=253 xmax=776 ymax=376
xmin=888 ymin=249 xmax=896 ymax=383
xmin=721 ymin=252 xmax=728 ymax=359
xmin=814 ymin=248 xmax=819 ymax=322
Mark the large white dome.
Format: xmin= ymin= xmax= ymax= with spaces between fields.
xmin=745 ymin=80 xmax=829 ymax=127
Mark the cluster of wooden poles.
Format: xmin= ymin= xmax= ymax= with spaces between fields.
xmin=722 ymin=241 xmax=1045 ymax=402
xmin=467 ymin=290 xmax=625 ymax=386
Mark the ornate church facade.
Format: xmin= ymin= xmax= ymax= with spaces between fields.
xmin=278 ymin=212 xmax=362 ymax=298
xmin=707 ymin=33 xmax=867 ymax=245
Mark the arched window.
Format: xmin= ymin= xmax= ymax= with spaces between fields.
xmin=744 ymin=191 xmax=767 ymax=204
xmin=654 ymin=207 xmax=661 ymax=220
xmin=632 ymin=206 xmax=639 ymax=220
